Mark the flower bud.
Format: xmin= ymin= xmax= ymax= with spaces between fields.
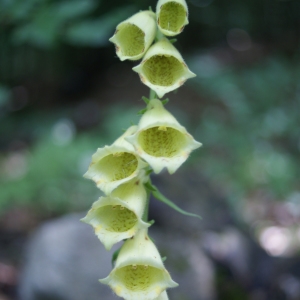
xmin=109 ymin=11 xmax=157 ymax=61
xmin=126 ymin=99 xmax=201 ymax=174
xmin=84 ymin=126 xmax=148 ymax=194
xmin=132 ymin=38 xmax=196 ymax=98
xmin=156 ymin=0 xmax=189 ymax=36
xmin=100 ymin=229 xmax=178 ymax=300
xmin=81 ymin=177 xmax=150 ymax=250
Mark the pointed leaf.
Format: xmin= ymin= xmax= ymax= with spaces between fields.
xmin=162 ymin=98 xmax=169 ymax=105
xmin=112 ymin=247 xmax=121 ymax=267
xmin=151 ymin=184 xmax=202 ymax=219
xmin=145 ymin=168 xmax=153 ymax=176
xmin=144 ymin=181 xmax=156 ymax=191
xmin=142 ymin=96 xmax=150 ymax=104
xmin=138 ymin=108 xmax=147 ymax=115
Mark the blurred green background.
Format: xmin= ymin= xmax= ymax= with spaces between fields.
xmin=0 ymin=0 xmax=300 ymax=299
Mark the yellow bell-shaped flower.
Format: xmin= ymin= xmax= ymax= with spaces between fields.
xmin=100 ymin=229 xmax=178 ymax=300
xmin=81 ymin=177 xmax=150 ymax=250
xmin=126 ymin=99 xmax=201 ymax=174
xmin=109 ymin=11 xmax=157 ymax=61
xmin=156 ymin=0 xmax=189 ymax=36
xmin=132 ymin=38 xmax=196 ymax=98
xmin=84 ymin=126 xmax=148 ymax=194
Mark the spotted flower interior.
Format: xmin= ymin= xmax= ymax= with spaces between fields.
xmin=93 ymin=205 xmax=138 ymax=233
xmin=158 ymin=2 xmax=186 ymax=33
xmin=143 ymin=56 xmax=186 ymax=86
xmin=114 ymin=265 xmax=166 ymax=293
xmin=94 ymin=152 xmax=138 ymax=182
xmin=115 ymin=24 xmax=145 ymax=57
xmin=138 ymin=126 xmax=187 ymax=157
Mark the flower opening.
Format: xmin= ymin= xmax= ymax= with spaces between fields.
xmin=143 ymin=55 xmax=185 ymax=86
xmin=82 ymin=177 xmax=150 ymax=250
xmin=132 ymin=38 xmax=195 ymax=98
xmin=138 ymin=126 xmax=187 ymax=157
xmin=94 ymin=152 xmax=138 ymax=181
xmin=126 ymin=99 xmax=201 ymax=174
xmin=109 ymin=11 xmax=157 ymax=61
xmin=100 ymin=229 xmax=177 ymax=300
xmin=157 ymin=0 xmax=189 ymax=36
xmin=84 ymin=126 xmax=148 ymax=194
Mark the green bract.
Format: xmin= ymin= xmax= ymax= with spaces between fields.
xmin=126 ymin=99 xmax=201 ymax=174
xmin=84 ymin=126 xmax=148 ymax=194
xmin=132 ymin=38 xmax=196 ymax=98
xmin=100 ymin=229 xmax=178 ymax=300
xmin=109 ymin=11 xmax=157 ymax=61
xmin=81 ymin=178 xmax=150 ymax=250
xmin=156 ymin=0 xmax=189 ymax=36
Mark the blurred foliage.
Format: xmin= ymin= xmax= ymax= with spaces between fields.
xmin=189 ymin=54 xmax=300 ymax=211
xmin=0 ymin=0 xmax=137 ymax=87
xmin=0 ymin=105 xmax=140 ymax=216
xmin=0 ymin=126 xmax=100 ymax=215
xmin=0 ymin=0 xmax=299 ymax=219
xmin=1 ymin=0 xmax=299 ymax=86
xmin=0 ymin=84 xmax=11 ymax=106
xmin=0 ymin=0 xmax=137 ymax=48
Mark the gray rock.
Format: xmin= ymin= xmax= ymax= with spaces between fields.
xmin=18 ymin=213 xmax=117 ymax=300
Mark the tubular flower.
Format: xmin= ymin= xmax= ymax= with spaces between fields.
xmin=156 ymin=0 xmax=189 ymax=36
xmin=126 ymin=99 xmax=201 ymax=174
xmin=132 ymin=38 xmax=196 ymax=98
xmin=109 ymin=11 xmax=157 ymax=61
xmin=81 ymin=177 xmax=150 ymax=250
xmin=100 ymin=229 xmax=178 ymax=300
xmin=84 ymin=126 xmax=148 ymax=194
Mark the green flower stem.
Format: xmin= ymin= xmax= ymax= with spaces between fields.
xmin=143 ymin=87 xmax=156 ymax=222
xmin=149 ymin=88 xmax=157 ymax=99
xmin=155 ymin=27 xmax=165 ymax=41
xmin=142 ymin=183 xmax=151 ymax=222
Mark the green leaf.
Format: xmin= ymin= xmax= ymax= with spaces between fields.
xmin=137 ymin=108 xmax=147 ymax=115
xmin=111 ymin=247 xmax=121 ymax=267
xmin=144 ymin=168 xmax=153 ymax=176
xmin=151 ymin=184 xmax=202 ymax=219
xmin=162 ymin=98 xmax=169 ymax=105
xmin=144 ymin=181 xmax=156 ymax=192
xmin=142 ymin=96 xmax=150 ymax=104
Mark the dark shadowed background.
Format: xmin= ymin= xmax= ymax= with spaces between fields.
xmin=0 ymin=0 xmax=300 ymax=299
